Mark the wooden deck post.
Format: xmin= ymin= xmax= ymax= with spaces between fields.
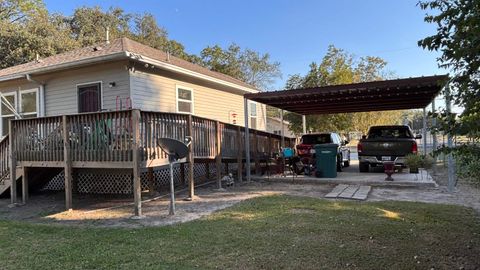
xmin=62 ymin=115 xmax=72 ymax=211
xmin=22 ymin=166 xmax=28 ymax=204
xmin=132 ymin=109 xmax=142 ymax=216
xmin=187 ymin=114 xmax=195 ymax=199
xmin=266 ymin=134 xmax=272 ymax=175
xmin=215 ymin=121 xmax=222 ymax=189
xmin=236 ymin=126 xmax=243 ymax=182
xmin=254 ymin=131 xmax=260 ymax=175
xmin=9 ymin=121 xmax=17 ymax=205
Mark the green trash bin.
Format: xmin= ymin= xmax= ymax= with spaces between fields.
xmin=314 ymin=143 xmax=338 ymax=178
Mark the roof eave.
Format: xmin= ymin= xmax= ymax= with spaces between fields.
xmin=127 ymin=52 xmax=259 ymax=94
xmin=0 ymin=52 xmax=129 ymax=83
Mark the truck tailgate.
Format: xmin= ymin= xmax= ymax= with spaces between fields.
xmin=361 ymin=139 xmax=414 ymax=156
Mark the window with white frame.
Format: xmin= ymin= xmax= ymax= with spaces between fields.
xmin=176 ymin=86 xmax=193 ymax=114
xmin=1 ymin=92 xmax=17 ymax=137
xmin=249 ymin=102 xmax=257 ymax=129
xmin=0 ymin=89 xmax=39 ymax=137
xmin=20 ymin=89 xmax=38 ymax=118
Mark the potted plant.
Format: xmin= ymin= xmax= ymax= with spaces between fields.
xmin=404 ymin=154 xmax=422 ymax=174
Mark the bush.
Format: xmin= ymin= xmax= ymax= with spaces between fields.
xmin=434 ymin=144 xmax=480 ymax=186
xmin=405 ymin=154 xmax=423 ymax=173
xmin=404 ymin=154 xmax=435 ymax=173
xmin=452 ymin=145 xmax=480 ymax=186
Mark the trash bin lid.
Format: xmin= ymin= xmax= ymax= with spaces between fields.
xmin=314 ymin=143 xmax=338 ymax=149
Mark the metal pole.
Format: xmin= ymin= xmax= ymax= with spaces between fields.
xmin=169 ymin=162 xmax=175 ymax=215
xmin=445 ymin=85 xmax=456 ymax=192
xmin=432 ymin=99 xmax=437 ymax=157
xmin=280 ymin=110 xmax=285 ymax=148
xmin=302 ymin=115 xmax=307 ymax=134
xmin=422 ymin=107 xmax=427 ymax=154
xmin=244 ymin=98 xmax=251 ymax=182
xmin=431 ymin=99 xmax=438 ymax=176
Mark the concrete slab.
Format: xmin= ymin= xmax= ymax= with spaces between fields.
xmin=253 ymin=161 xmax=437 ymax=188
xmin=351 ymin=186 xmax=372 ymax=200
xmin=338 ymin=185 xmax=360 ymax=198
xmin=325 ymin=184 xmax=371 ymax=200
xmin=325 ymin=184 xmax=349 ymax=198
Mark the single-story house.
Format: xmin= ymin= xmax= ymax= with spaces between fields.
xmin=266 ymin=116 xmax=296 ymax=138
xmin=0 ymin=37 xmax=267 ymax=137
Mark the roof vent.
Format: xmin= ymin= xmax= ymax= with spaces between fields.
xmin=35 ymin=53 xmax=42 ymax=63
xmin=93 ymin=46 xmax=103 ymax=52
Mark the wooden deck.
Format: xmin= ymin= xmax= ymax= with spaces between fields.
xmin=1 ymin=109 xmax=295 ymax=215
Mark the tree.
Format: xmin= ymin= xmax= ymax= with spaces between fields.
xmin=132 ymin=13 xmax=168 ymax=49
xmin=0 ymin=7 xmax=77 ymax=69
xmin=0 ymin=0 xmax=44 ymax=23
xmin=239 ymin=49 xmax=281 ymax=90
xmin=67 ymin=6 xmax=132 ymax=46
xmin=284 ymin=45 xmax=405 ymax=135
xmin=0 ymin=2 xmax=280 ymax=90
xmin=418 ymin=0 xmax=480 ymax=140
xmin=200 ymin=44 xmax=243 ymax=80
xmin=200 ymin=43 xmax=281 ymax=90
xmin=418 ymin=0 xmax=480 ymax=184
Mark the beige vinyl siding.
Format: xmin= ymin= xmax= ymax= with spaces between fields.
xmin=130 ymin=70 xmax=266 ymax=130
xmin=0 ymin=80 xmax=38 ymax=93
xmin=38 ymin=61 xmax=130 ymax=116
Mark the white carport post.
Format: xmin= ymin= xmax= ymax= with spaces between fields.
xmin=432 ymin=99 xmax=437 ymax=157
xmin=422 ymin=107 xmax=428 ymax=154
xmin=280 ymin=110 xmax=285 ymax=148
xmin=244 ymin=98 xmax=251 ymax=182
xmin=302 ymin=115 xmax=307 ymax=134
xmin=445 ymin=85 xmax=456 ymax=192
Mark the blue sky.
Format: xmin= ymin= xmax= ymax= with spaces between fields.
xmin=44 ymin=0 xmax=445 ymax=91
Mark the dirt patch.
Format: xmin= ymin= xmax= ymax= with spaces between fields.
xmin=289 ymin=208 xmax=316 ymax=214
xmin=1 ymin=170 xmax=479 ymax=228
xmin=0 ymin=181 xmax=333 ymax=228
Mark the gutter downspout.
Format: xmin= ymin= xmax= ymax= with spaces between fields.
xmin=26 ymin=74 xmax=45 ymax=117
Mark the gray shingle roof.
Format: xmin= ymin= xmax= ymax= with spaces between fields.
xmin=0 ymin=37 xmax=256 ymax=90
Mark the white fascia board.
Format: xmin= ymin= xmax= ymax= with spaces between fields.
xmin=0 ymin=52 xmax=128 ymax=83
xmin=127 ymin=52 xmax=259 ymax=94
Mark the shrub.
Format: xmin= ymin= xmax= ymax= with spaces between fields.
xmin=405 ymin=154 xmax=422 ymax=173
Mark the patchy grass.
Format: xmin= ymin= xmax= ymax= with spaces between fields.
xmin=1 ymin=195 xmax=479 ymax=269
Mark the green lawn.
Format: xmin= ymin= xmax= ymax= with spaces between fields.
xmin=1 ymin=195 xmax=479 ymax=269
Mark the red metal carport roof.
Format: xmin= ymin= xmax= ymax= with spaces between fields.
xmin=244 ymin=75 xmax=448 ymax=115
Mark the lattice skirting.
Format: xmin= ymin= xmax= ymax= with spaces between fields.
xmin=41 ymin=161 xmax=239 ymax=194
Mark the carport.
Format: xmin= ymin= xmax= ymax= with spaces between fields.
xmin=243 ymin=75 xmax=456 ymax=190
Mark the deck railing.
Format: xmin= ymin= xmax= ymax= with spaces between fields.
xmin=10 ymin=109 xmax=296 ymax=166
xmin=0 ymin=135 xmax=9 ymax=183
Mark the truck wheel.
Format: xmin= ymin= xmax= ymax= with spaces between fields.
xmin=359 ymin=162 xmax=369 ymax=172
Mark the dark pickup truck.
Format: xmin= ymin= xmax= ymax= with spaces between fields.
xmin=357 ymin=125 xmax=421 ymax=172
